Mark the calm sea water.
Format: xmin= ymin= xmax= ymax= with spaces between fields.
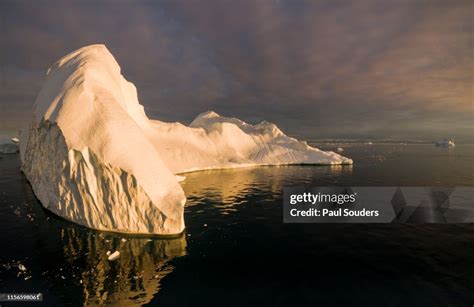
xmin=0 ymin=144 xmax=473 ymax=306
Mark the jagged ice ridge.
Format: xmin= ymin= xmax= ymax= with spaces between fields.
xmin=20 ymin=45 xmax=352 ymax=235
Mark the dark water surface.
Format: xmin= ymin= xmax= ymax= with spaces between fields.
xmin=0 ymin=144 xmax=473 ymax=306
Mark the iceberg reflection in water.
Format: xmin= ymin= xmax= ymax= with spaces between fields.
xmin=181 ymin=165 xmax=353 ymax=215
xmin=1 ymin=145 xmax=473 ymax=306
xmin=60 ymin=229 xmax=186 ymax=306
xmin=0 ymin=152 xmax=186 ymax=305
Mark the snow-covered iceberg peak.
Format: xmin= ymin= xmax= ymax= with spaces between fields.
xmin=20 ymin=45 xmax=185 ymax=235
xmin=21 ymin=44 xmax=352 ymax=235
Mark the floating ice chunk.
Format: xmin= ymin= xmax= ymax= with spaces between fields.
xmin=0 ymin=138 xmax=19 ymax=154
xmin=107 ymin=251 xmax=120 ymax=261
xmin=435 ymin=139 xmax=455 ymax=148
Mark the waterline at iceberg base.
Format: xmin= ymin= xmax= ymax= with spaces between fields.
xmin=20 ymin=44 xmax=352 ymax=235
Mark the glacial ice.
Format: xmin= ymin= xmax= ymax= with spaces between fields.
xmin=107 ymin=251 xmax=121 ymax=261
xmin=435 ymin=139 xmax=455 ymax=148
xmin=0 ymin=138 xmax=19 ymax=154
xmin=20 ymin=44 xmax=352 ymax=235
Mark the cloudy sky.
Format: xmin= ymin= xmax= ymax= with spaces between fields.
xmin=0 ymin=0 xmax=472 ymax=141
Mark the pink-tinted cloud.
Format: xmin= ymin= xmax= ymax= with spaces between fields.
xmin=0 ymin=0 xmax=472 ymax=140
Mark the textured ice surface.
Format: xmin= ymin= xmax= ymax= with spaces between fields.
xmin=20 ymin=45 xmax=351 ymax=235
xmin=0 ymin=138 xmax=19 ymax=154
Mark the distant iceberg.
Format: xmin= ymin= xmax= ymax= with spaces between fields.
xmin=20 ymin=45 xmax=352 ymax=235
xmin=0 ymin=138 xmax=19 ymax=154
xmin=435 ymin=139 xmax=455 ymax=148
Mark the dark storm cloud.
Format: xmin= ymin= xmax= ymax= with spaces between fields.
xmin=0 ymin=0 xmax=472 ymax=140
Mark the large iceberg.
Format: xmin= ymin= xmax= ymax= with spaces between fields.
xmin=20 ymin=44 xmax=352 ymax=235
